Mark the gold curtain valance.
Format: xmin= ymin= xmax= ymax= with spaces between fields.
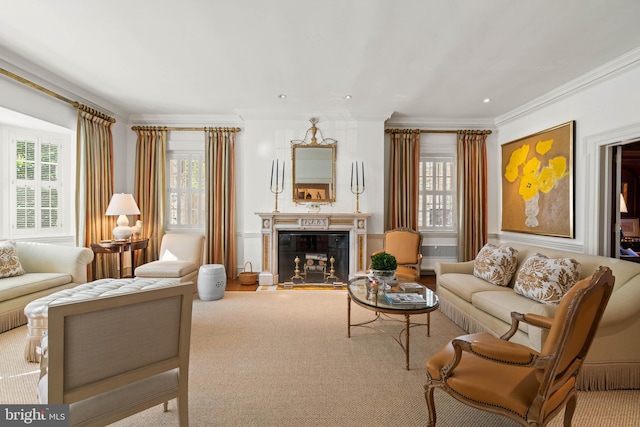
xmin=386 ymin=128 xmax=492 ymax=135
xmin=131 ymin=126 xmax=241 ymax=132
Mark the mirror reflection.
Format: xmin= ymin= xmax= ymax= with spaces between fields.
xmin=292 ymin=144 xmax=336 ymax=203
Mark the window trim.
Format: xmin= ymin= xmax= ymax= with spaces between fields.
xmin=6 ymin=127 xmax=71 ymax=239
xmin=166 ymin=149 xmax=206 ymax=232
xmin=418 ymin=153 xmax=457 ymax=233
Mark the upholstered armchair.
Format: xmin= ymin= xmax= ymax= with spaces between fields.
xmin=424 ymin=266 xmax=614 ymax=427
xmin=135 ymin=233 xmax=205 ymax=292
xmin=372 ymin=227 xmax=423 ymax=282
xmin=38 ymin=282 xmax=193 ymax=426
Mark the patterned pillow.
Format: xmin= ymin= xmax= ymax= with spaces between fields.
xmin=514 ymin=253 xmax=581 ymax=305
xmin=473 ymin=244 xmax=519 ymax=287
xmin=0 ymin=240 xmax=25 ymax=278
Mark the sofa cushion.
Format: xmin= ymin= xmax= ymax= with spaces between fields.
xmin=473 ymin=243 xmax=519 ymax=286
xmin=514 ymin=253 xmax=581 ymax=305
xmin=438 ymin=273 xmax=512 ymax=303
xmin=473 ymin=290 xmax=559 ymax=333
xmin=0 ymin=240 xmax=25 ymax=278
xmin=0 ymin=273 xmax=72 ymax=302
xmin=135 ymin=260 xmax=197 ymax=278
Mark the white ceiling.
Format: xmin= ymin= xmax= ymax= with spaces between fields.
xmin=1 ymin=0 xmax=640 ymax=123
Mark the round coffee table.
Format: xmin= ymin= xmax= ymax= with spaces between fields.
xmin=347 ymin=275 xmax=439 ymax=370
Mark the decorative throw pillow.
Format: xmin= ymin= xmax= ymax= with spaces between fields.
xmin=514 ymin=253 xmax=581 ymax=305
xmin=473 ymin=243 xmax=519 ymax=287
xmin=0 ymin=240 xmax=25 ymax=278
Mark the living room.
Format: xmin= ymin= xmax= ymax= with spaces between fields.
xmin=1 ymin=1 xmax=640 ymax=425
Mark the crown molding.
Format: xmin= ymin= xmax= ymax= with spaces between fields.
xmin=0 ymin=47 xmax=127 ymax=120
xmin=128 ymin=114 xmax=243 ymax=127
xmin=496 ymin=47 xmax=640 ymax=126
xmin=385 ymin=116 xmax=496 ymax=130
xmin=236 ymin=108 xmax=393 ymax=122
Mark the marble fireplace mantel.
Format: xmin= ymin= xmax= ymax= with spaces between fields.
xmin=256 ymin=212 xmax=372 ymax=284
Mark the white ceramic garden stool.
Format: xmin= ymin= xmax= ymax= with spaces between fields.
xmin=198 ymin=264 xmax=227 ymax=300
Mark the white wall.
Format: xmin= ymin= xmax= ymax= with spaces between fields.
xmin=492 ymin=56 xmax=640 ymax=254
xmin=236 ymin=118 xmax=385 ymax=276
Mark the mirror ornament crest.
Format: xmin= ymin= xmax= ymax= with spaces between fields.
xmin=291 ymin=118 xmax=337 ymax=204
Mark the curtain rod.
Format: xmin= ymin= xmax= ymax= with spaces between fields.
xmin=0 ymin=67 xmax=116 ymax=123
xmin=385 ymin=128 xmax=492 ymax=135
xmin=131 ymin=126 xmax=241 ymax=132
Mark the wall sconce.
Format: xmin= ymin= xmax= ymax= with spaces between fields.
xmin=105 ymin=193 xmax=140 ymax=240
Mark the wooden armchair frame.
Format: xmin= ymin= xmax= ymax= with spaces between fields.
xmin=40 ymin=283 xmax=193 ymax=426
xmin=424 ymin=266 xmax=614 ymax=426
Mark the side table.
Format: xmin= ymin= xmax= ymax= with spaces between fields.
xmin=90 ymin=238 xmax=149 ymax=280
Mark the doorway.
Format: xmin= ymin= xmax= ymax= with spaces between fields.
xmin=607 ymin=140 xmax=640 ymax=258
xmin=617 ymin=141 xmax=640 ymax=258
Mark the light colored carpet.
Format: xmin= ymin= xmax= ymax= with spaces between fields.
xmin=1 ymin=291 xmax=638 ymax=426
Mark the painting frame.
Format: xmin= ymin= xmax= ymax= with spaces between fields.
xmin=501 ymin=121 xmax=575 ymax=238
xmin=621 ymin=218 xmax=640 ymax=237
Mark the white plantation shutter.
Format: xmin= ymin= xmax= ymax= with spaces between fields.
xmin=419 ymin=155 xmax=456 ymax=231
xmin=167 ymin=152 xmax=206 ymax=229
xmin=11 ymin=135 xmax=63 ymax=234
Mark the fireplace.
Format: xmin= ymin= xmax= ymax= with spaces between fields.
xmin=278 ymin=231 xmax=349 ymax=283
xmin=256 ymin=212 xmax=371 ymax=284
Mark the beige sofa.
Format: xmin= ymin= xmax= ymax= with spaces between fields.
xmin=0 ymin=242 xmax=94 ymax=333
xmin=435 ymin=241 xmax=640 ymax=390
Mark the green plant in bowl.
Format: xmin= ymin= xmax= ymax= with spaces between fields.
xmin=371 ymin=252 xmax=397 ymax=271
xmin=371 ymin=252 xmax=397 ymax=291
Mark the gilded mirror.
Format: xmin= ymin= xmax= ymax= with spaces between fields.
xmin=291 ymin=118 xmax=336 ymax=203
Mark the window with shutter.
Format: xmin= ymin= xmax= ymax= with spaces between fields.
xmin=418 ymin=155 xmax=456 ymax=232
xmin=167 ymin=152 xmax=206 ymax=230
xmin=9 ymin=130 xmax=68 ymax=237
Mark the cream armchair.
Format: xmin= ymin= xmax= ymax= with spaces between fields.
xmin=135 ymin=233 xmax=205 ymax=292
xmin=38 ymin=282 xmax=193 ymax=426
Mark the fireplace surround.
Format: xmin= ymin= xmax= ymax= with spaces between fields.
xmin=257 ymin=212 xmax=371 ymax=284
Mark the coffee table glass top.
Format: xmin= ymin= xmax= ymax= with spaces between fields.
xmin=348 ymin=275 xmax=439 ymax=313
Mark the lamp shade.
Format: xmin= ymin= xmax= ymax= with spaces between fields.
xmin=621 ymin=193 xmax=629 ymax=214
xmin=106 ymin=193 xmax=141 ymax=216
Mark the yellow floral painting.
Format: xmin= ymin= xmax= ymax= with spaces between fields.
xmin=501 ymin=121 xmax=575 ymax=238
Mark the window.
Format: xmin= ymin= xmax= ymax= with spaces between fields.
xmin=167 ymin=152 xmax=206 ymax=230
xmin=9 ymin=130 xmax=68 ymax=237
xmin=418 ymin=155 xmax=456 ymax=232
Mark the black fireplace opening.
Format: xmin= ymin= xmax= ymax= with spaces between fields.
xmin=278 ymin=231 xmax=349 ymax=283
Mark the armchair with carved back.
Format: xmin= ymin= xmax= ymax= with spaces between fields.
xmin=372 ymin=227 xmax=423 ymax=282
xmin=424 ymin=266 xmax=614 ymax=426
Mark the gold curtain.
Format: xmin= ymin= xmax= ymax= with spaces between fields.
xmin=205 ymin=129 xmax=236 ymax=278
xmin=389 ymin=130 xmax=420 ymax=230
xmin=76 ymin=108 xmax=115 ymax=279
xmin=457 ymin=131 xmax=488 ymax=261
xmin=134 ymin=129 xmax=166 ymax=261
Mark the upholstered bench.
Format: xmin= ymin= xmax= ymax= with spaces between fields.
xmin=23 ymin=277 xmax=181 ymax=362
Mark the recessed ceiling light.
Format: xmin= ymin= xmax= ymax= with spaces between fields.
xmin=344 ymin=95 xmax=352 ymax=99
xmin=278 ymin=94 xmax=287 ymax=99
xmin=483 ymin=98 xmax=491 ymax=103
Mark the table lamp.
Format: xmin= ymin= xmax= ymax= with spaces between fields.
xmin=105 ymin=193 xmax=141 ymax=240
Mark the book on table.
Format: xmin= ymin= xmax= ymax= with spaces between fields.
xmin=384 ymin=292 xmax=427 ymax=305
xmin=399 ymin=282 xmax=425 ymax=293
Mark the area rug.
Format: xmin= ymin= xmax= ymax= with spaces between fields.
xmin=1 ymin=292 xmax=638 ymax=426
